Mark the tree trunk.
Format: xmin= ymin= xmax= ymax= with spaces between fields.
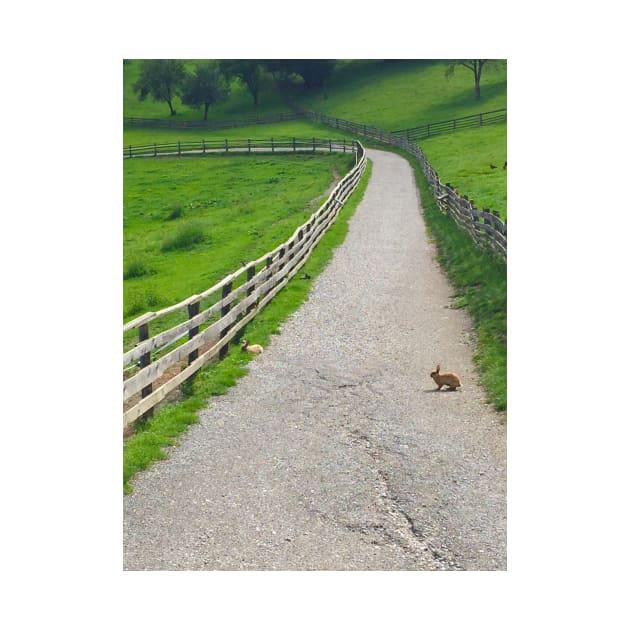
xmin=204 ymin=102 xmax=210 ymax=120
xmin=474 ymin=60 xmax=485 ymax=100
xmin=167 ymin=99 xmax=176 ymax=116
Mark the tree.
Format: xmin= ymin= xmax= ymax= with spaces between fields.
xmin=263 ymin=60 xmax=336 ymax=89
xmin=445 ymin=59 xmax=504 ymax=100
xmin=133 ymin=59 xmax=186 ymax=116
xmin=291 ymin=60 xmax=336 ymax=89
xmin=219 ymin=60 xmax=265 ymax=106
xmin=181 ymin=62 xmax=229 ymax=120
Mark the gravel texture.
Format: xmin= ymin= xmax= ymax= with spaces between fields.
xmin=123 ymin=149 xmax=507 ymax=571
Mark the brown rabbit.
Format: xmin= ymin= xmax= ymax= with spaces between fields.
xmin=430 ymin=364 xmax=461 ymax=390
xmin=241 ymin=339 xmax=264 ymax=354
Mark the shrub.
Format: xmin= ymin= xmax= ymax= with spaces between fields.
xmin=165 ymin=206 xmax=184 ymax=221
xmin=161 ymin=222 xmax=206 ymax=252
xmin=123 ymin=259 xmax=154 ymax=280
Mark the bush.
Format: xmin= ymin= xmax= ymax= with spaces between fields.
xmin=123 ymin=259 xmax=154 ymax=279
xmin=161 ymin=222 xmax=206 ymax=252
xmin=165 ymin=206 xmax=184 ymax=221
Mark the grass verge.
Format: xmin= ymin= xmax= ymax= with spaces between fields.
xmin=414 ymin=160 xmax=506 ymax=411
xmin=367 ymin=141 xmax=506 ymax=412
xmin=123 ymin=160 xmax=373 ymax=494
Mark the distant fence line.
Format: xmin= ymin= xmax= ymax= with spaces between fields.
xmin=392 ymin=108 xmax=506 ymax=141
xmin=123 ymin=140 xmax=367 ymax=428
xmin=304 ymin=110 xmax=507 ymax=260
xmin=123 ymin=108 xmax=505 ymax=140
xmin=124 ymin=111 xmax=305 ymax=130
xmin=124 ymin=137 xmax=359 ymax=160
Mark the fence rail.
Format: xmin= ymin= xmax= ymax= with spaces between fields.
xmin=392 ymin=108 xmax=506 ymax=141
xmin=124 ymin=111 xmax=305 ymax=130
xmin=123 ymin=140 xmax=367 ymax=428
xmin=124 ymin=137 xmax=358 ymax=159
xmin=304 ymin=110 xmax=506 ymax=260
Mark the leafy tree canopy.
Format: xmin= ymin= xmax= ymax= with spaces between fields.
xmin=181 ymin=61 xmax=230 ymax=120
xmin=133 ymin=59 xmax=187 ymax=115
xmin=219 ymin=60 xmax=265 ymax=106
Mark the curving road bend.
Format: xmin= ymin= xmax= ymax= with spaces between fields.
xmin=123 ymin=149 xmax=507 ymax=571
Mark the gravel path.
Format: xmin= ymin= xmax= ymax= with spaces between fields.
xmin=123 ymin=149 xmax=507 ymax=571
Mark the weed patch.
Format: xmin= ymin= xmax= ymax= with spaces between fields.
xmin=161 ymin=222 xmax=206 ymax=252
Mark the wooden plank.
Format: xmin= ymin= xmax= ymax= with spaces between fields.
xmin=122 ymin=271 xmax=269 ymax=367
xmin=123 ymin=305 xmax=259 ymax=427
xmin=123 ymin=288 xmax=261 ymax=401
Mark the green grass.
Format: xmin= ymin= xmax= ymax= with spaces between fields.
xmin=123 ymin=159 xmax=373 ymax=494
xmin=123 ymin=59 xmax=507 ymax=216
xmin=123 ymin=152 xmax=355 ymax=321
xmin=407 ymin=150 xmax=506 ymax=410
xmin=419 ymin=123 xmax=507 ymax=219
xmin=291 ymin=60 xmax=507 ymax=130
xmin=122 ymin=120 xmax=352 ymax=148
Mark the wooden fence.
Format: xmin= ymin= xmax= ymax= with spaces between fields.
xmin=124 ymin=137 xmax=358 ymax=159
xmin=123 ymin=140 xmax=367 ymax=428
xmin=304 ymin=110 xmax=507 ymax=260
xmin=124 ymin=111 xmax=305 ymax=130
xmin=392 ymin=108 xmax=506 ymax=141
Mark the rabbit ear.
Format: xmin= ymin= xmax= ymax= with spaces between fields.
xmin=436 ymin=365 xmax=440 ymax=372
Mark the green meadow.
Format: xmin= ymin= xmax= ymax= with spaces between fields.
xmin=124 ymin=152 xmax=355 ymax=321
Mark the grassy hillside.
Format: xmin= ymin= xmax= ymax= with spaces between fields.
xmin=290 ymin=60 xmax=507 ymax=129
xmin=420 ymin=124 xmax=507 ymax=219
xmin=123 ymin=59 xmax=290 ymax=120
xmin=123 ymin=59 xmax=507 ymax=214
xmin=290 ymin=60 xmax=507 ymax=216
xmin=124 ymin=152 xmax=355 ymax=320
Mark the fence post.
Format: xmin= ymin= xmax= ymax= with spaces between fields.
xmin=187 ymin=300 xmax=200 ymax=365
xmin=178 ymin=141 xmax=181 ymax=155
xmin=312 ymin=137 xmax=316 ymax=153
xmin=287 ymin=239 xmax=295 ymax=267
xmin=154 ymin=143 xmax=157 ymax=157
xmin=225 ymin=138 xmax=229 ymax=153
xmin=219 ymin=281 xmax=233 ymax=359
xmin=128 ymin=145 xmax=132 ymax=158
xmin=246 ymin=265 xmax=256 ymax=314
xmin=278 ymin=246 xmax=286 ymax=273
xmin=293 ymin=137 xmax=296 ymax=152
xmin=271 ymin=137 xmax=274 ymax=153
xmin=138 ymin=323 xmax=153 ymax=421
xmin=202 ymin=139 xmax=206 ymax=154
xmin=248 ymin=138 xmax=251 ymax=153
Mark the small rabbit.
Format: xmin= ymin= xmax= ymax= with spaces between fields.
xmin=430 ymin=364 xmax=461 ymax=391
xmin=241 ymin=339 xmax=264 ymax=354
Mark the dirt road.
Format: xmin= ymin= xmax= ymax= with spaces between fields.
xmin=123 ymin=149 xmax=507 ymax=570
